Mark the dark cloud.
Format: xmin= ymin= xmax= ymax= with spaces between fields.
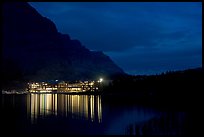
xmin=29 ymin=2 xmax=202 ymax=75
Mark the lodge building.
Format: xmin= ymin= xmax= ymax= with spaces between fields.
xmin=27 ymin=80 xmax=100 ymax=93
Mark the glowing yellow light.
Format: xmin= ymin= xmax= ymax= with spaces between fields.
xmin=99 ymin=78 xmax=103 ymax=82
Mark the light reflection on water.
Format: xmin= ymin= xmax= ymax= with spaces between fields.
xmin=27 ymin=94 xmax=102 ymax=124
xmin=2 ymin=94 xmax=188 ymax=135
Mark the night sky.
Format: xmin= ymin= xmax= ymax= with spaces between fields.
xmin=29 ymin=2 xmax=202 ymax=75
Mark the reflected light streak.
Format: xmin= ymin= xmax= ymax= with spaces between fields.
xmin=28 ymin=94 xmax=102 ymax=123
xmin=55 ymin=94 xmax=58 ymax=116
xmin=98 ymin=95 xmax=102 ymax=123
xmin=90 ymin=95 xmax=95 ymax=122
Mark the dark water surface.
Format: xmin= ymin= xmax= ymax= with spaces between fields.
xmin=2 ymin=94 xmax=192 ymax=135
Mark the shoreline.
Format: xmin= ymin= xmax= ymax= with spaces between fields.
xmin=1 ymin=91 xmax=102 ymax=95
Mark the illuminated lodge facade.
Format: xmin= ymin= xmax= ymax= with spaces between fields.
xmin=28 ymin=80 xmax=101 ymax=93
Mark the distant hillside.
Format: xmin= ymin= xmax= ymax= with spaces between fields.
xmin=2 ymin=2 xmax=125 ymax=86
xmin=102 ymin=67 xmax=203 ymax=108
xmin=103 ymin=67 xmax=203 ymax=92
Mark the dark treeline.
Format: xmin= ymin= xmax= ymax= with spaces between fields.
xmin=102 ymin=67 xmax=203 ymax=108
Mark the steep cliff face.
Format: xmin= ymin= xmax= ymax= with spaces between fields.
xmin=2 ymin=2 xmax=125 ymax=82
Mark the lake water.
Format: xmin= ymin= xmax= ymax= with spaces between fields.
xmin=2 ymin=94 xmax=190 ymax=135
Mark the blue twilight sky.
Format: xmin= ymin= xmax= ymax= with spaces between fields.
xmin=29 ymin=2 xmax=202 ymax=75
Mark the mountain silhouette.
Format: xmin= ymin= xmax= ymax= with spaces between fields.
xmin=2 ymin=2 xmax=125 ymax=84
